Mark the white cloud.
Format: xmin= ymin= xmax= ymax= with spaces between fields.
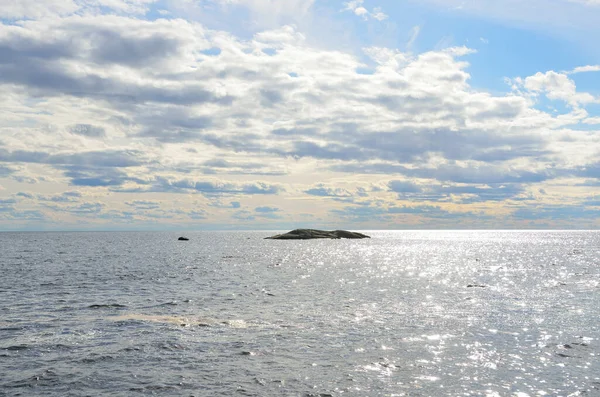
xmin=371 ymin=6 xmax=388 ymax=20
xmin=583 ymin=117 xmax=600 ymax=124
xmin=569 ymin=65 xmax=600 ymax=74
xmin=253 ymin=24 xmax=305 ymax=44
xmin=522 ymin=71 xmax=597 ymax=106
xmin=354 ymin=6 xmax=368 ymax=16
xmin=343 ymin=0 xmax=388 ymax=21
xmin=84 ymin=0 xmax=158 ymax=14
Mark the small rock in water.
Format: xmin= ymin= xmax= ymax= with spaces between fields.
xmin=466 ymin=284 xmax=487 ymax=288
xmin=178 ymin=237 xmax=189 ymax=241
xmin=88 ymin=304 xmax=127 ymax=309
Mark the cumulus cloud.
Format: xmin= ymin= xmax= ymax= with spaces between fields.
xmin=0 ymin=7 xmax=599 ymax=229
xmin=521 ymin=71 xmax=597 ymax=106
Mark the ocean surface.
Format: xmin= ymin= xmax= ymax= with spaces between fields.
xmin=1 ymin=230 xmax=599 ymax=397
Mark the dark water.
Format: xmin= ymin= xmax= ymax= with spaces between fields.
xmin=1 ymin=230 xmax=599 ymax=396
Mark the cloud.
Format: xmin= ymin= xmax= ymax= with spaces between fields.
xmin=178 ymin=158 xmax=288 ymax=176
xmin=343 ymin=0 xmax=388 ymax=21
xmin=188 ymin=210 xmax=207 ymax=219
xmin=388 ymin=180 xmax=422 ymax=193
xmin=336 ymin=162 xmax=554 ymax=185
xmin=208 ymin=200 xmax=242 ymax=209
xmin=0 ymin=209 xmax=47 ymax=222
xmin=568 ymin=65 xmax=600 ymax=74
xmin=1 ymin=8 xmax=599 ymax=229
xmin=125 ymin=200 xmax=161 ymax=210
xmin=0 ymin=165 xmax=16 ymax=177
xmin=305 ymin=185 xmax=353 ymax=197
xmin=232 ymin=210 xmax=255 ymax=221
xmin=0 ymin=0 xmax=158 ymax=19
xmin=63 ymin=166 xmax=144 ymax=187
xmin=44 ymin=201 xmax=106 ymax=215
xmin=521 ymin=71 xmax=597 ymax=106
xmin=330 ymin=202 xmax=490 ymax=224
xmin=12 ymin=176 xmax=41 ymax=184
xmin=115 ymin=176 xmax=284 ymax=196
xmin=37 ymin=191 xmax=82 ymax=202
xmin=0 ymin=0 xmax=78 ymax=19
xmin=513 ymin=205 xmax=600 ymax=220
xmin=388 ymin=180 xmax=528 ymax=203
xmin=583 ymin=117 xmax=600 ymax=125
xmin=0 ymin=16 xmax=569 ymax=179
xmin=254 ymin=206 xmax=279 ymax=212
xmin=0 ymin=148 xmax=149 ymax=187
xmin=89 ymin=0 xmax=159 ymax=15
xmin=69 ymin=124 xmax=106 ymax=138
xmin=0 ymin=148 xmax=145 ymax=168
xmin=0 ymin=198 xmax=17 ymax=206
xmin=0 ymin=16 xmax=234 ymax=107
xmin=253 ymin=206 xmax=282 ymax=218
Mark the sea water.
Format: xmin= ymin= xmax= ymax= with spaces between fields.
xmin=1 ymin=230 xmax=599 ymax=396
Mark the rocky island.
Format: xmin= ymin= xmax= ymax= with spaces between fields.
xmin=265 ymin=229 xmax=370 ymax=240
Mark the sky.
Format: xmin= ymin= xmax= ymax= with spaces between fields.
xmin=0 ymin=0 xmax=600 ymax=231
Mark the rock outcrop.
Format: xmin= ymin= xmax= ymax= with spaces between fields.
xmin=265 ymin=229 xmax=370 ymax=240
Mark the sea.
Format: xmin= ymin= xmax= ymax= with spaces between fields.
xmin=0 ymin=230 xmax=599 ymax=397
